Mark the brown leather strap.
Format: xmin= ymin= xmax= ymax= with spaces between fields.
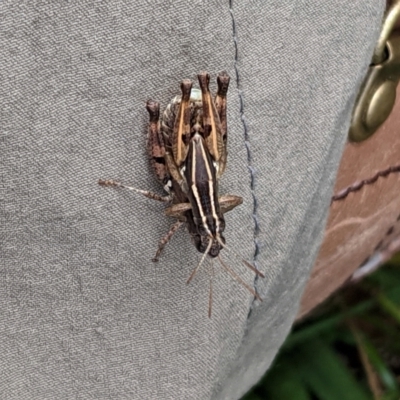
xmin=298 ymin=84 xmax=400 ymax=319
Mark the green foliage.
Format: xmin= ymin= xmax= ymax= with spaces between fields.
xmin=242 ymin=257 xmax=400 ymax=400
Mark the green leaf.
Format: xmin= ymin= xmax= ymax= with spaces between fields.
xmin=366 ymin=268 xmax=400 ymax=289
xmin=261 ymin=358 xmax=311 ymax=400
xmin=285 ymin=301 xmax=372 ymax=349
xmin=377 ymin=292 xmax=400 ymax=324
xmin=360 ymin=336 xmax=399 ymax=393
xmin=295 ymin=340 xmax=370 ymax=400
xmin=286 ymin=286 xmax=400 ymax=350
xmin=381 ymin=389 xmax=400 ymax=400
xmin=361 ymin=315 xmax=400 ymax=352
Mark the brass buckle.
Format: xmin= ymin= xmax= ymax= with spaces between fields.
xmin=348 ymin=0 xmax=400 ymax=142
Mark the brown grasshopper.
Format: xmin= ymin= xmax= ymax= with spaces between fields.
xmin=99 ymin=72 xmax=264 ymax=316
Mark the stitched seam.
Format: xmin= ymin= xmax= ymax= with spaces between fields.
xmin=331 ymin=163 xmax=400 ymax=203
xmin=229 ymin=0 xmax=261 ymax=313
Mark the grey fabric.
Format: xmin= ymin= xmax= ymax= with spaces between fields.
xmin=1 ymin=1 xmax=383 ymax=399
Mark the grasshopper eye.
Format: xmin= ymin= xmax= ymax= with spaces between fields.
xmin=209 ymin=240 xmax=221 ymax=258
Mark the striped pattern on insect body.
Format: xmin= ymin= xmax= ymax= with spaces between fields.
xmin=99 ymin=72 xmax=264 ymax=316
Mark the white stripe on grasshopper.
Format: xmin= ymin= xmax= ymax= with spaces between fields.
xmin=190 ymin=134 xmax=220 ymax=237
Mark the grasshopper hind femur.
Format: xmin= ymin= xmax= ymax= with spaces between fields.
xmin=99 ymin=71 xmax=264 ymax=316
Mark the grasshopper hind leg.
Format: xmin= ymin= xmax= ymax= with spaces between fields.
xmin=146 ymin=100 xmax=171 ymax=188
xmin=98 ymin=102 xmax=174 ymax=204
xmin=215 ymin=72 xmax=230 ymax=176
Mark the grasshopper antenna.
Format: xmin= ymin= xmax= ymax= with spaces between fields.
xmin=186 ymin=239 xmax=213 ymax=285
xmin=217 ymin=255 xmax=263 ymax=302
xmin=216 ymin=237 xmax=265 ymax=278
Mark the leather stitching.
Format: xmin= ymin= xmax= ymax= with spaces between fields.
xmin=331 ymin=163 xmax=400 ymax=203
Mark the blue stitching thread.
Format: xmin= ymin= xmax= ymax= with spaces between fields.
xmin=229 ymin=0 xmax=261 ymax=314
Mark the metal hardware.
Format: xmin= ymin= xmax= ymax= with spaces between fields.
xmin=349 ymin=0 xmax=400 ymax=142
xmin=99 ymin=72 xmax=265 ymax=317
